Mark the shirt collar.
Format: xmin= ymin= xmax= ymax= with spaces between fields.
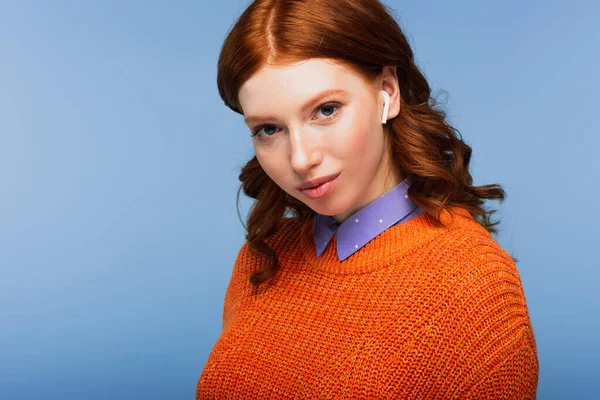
xmin=313 ymin=178 xmax=420 ymax=261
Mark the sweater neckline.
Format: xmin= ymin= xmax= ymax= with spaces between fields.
xmin=298 ymin=206 xmax=474 ymax=275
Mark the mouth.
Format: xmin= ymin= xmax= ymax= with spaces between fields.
xmin=297 ymin=172 xmax=341 ymax=190
xmin=298 ymin=173 xmax=340 ymax=200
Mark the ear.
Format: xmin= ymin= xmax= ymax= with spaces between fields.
xmin=379 ymin=66 xmax=401 ymax=121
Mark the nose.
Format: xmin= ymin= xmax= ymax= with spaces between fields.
xmin=289 ymin=125 xmax=322 ymax=175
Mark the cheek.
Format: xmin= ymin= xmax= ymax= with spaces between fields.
xmin=255 ymin=148 xmax=288 ymax=186
xmin=329 ymin=112 xmax=378 ymax=158
xmin=255 ymin=149 xmax=275 ymax=174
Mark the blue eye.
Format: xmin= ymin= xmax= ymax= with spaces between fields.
xmin=251 ymin=102 xmax=341 ymax=140
xmin=319 ymin=105 xmax=336 ymax=117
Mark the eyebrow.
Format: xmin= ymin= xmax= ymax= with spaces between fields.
xmin=244 ymin=88 xmax=351 ymax=125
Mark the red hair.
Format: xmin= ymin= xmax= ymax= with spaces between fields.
xmin=217 ymin=0 xmax=508 ymax=288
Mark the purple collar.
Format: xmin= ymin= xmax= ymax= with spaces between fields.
xmin=313 ymin=178 xmax=423 ymax=261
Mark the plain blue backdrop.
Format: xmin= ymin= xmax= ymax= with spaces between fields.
xmin=1 ymin=0 xmax=598 ymax=398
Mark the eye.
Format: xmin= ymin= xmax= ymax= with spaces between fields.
xmin=318 ymin=104 xmax=337 ymax=117
xmin=250 ymin=102 xmax=342 ymax=140
xmin=252 ymin=125 xmax=278 ymax=137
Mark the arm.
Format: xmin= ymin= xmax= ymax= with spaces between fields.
xmin=462 ymin=328 xmax=539 ymax=399
xmin=447 ymin=257 xmax=540 ymax=399
xmin=221 ymin=242 xmax=253 ymax=332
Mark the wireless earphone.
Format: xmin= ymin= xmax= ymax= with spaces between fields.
xmin=380 ymin=90 xmax=390 ymax=124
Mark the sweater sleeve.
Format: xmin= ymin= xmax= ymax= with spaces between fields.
xmin=448 ymin=256 xmax=540 ymax=399
xmin=221 ymin=242 xmax=253 ymax=333
xmin=462 ymin=328 xmax=539 ymax=399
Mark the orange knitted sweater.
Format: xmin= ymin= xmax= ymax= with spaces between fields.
xmin=196 ymin=206 xmax=539 ymax=399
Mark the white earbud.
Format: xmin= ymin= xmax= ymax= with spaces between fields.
xmin=380 ymin=90 xmax=390 ymax=124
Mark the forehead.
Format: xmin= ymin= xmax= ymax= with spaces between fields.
xmin=238 ymin=58 xmax=369 ymax=114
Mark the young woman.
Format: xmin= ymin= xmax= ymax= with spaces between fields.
xmin=197 ymin=0 xmax=539 ymax=398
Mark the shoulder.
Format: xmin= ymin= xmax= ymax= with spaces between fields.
xmin=420 ymin=209 xmax=537 ymax=378
xmin=230 ymin=217 xmax=307 ymax=277
xmin=263 ymin=217 xmax=309 ymax=260
xmin=430 ymin=208 xmax=534 ymax=332
xmin=415 ymin=206 xmax=528 ymax=315
xmin=222 ymin=218 xmax=307 ymax=318
xmin=427 ymin=206 xmax=516 ymax=268
xmin=436 ymin=230 xmax=538 ymax=395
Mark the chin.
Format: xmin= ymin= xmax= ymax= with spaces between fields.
xmin=305 ymin=198 xmax=352 ymax=217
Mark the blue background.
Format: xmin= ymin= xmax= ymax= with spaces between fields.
xmin=1 ymin=0 xmax=598 ymax=398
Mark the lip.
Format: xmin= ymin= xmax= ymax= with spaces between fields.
xmin=298 ymin=173 xmax=340 ymax=200
xmin=297 ymin=172 xmax=341 ymax=190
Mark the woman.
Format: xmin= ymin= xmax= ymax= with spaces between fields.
xmin=197 ymin=0 xmax=539 ymax=398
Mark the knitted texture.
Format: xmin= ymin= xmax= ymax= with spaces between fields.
xmin=197 ymin=206 xmax=539 ymax=399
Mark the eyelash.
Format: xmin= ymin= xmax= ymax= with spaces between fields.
xmin=250 ymin=102 xmax=342 ymax=140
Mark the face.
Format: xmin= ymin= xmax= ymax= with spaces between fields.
xmin=238 ymin=58 xmax=402 ymax=224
